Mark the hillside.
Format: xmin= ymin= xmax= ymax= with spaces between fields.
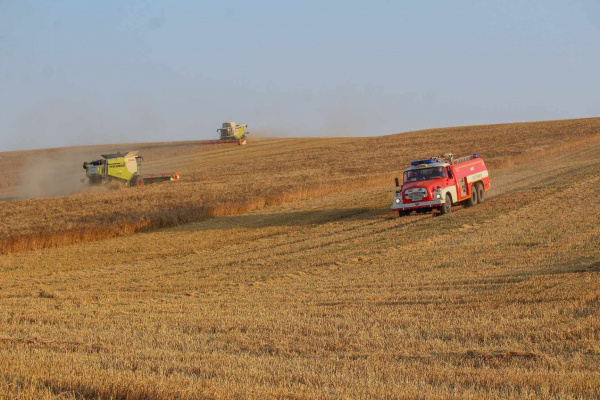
xmin=1 ymin=117 xmax=599 ymax=254
xmin=0 ymin=118 xmax=599 ymax=398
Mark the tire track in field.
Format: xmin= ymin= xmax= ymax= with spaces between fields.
xmin=73 ymin=163 xmax=594 ymax=295
xmin=180 ymin=190 xmax=510 ymax=290
xmin=225 ymin=150 xmax=600 ymax=290
xmin=213 ymin=209 xmax=448 ymax=290
xmin=487 ymin=139 xmax=600 ymax=199
xmin=149 ymin=208 xmax=429 ymax=292
xmin=218 ymin=139 xmax=600 ymax=269
xmin=208 ymin=210 xmax=424 ymax=267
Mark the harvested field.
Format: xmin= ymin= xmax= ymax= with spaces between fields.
xmin=0 ymin=118 xmax=599 ymax=398
xmin=1 ymin=117 xmax=599 ymax=254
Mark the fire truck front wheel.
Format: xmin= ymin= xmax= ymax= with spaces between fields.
xmin=441 ymin=194 xmax=452 ymax=215
xmin=398 ymin=210 xmax=410 ymax=217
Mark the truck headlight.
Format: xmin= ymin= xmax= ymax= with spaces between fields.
xmin=436 ymin=194 xmax=441 ymax=199
xmin=395 ymin=198 xmax=401 ymax=204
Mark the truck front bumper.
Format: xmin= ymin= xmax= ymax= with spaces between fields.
xmin=391 ymin=198 xmax=444 ymax=211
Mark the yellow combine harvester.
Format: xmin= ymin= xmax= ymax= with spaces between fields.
xmin=217 ymin=121 xmax=248 ymax=144
xmin=82 ymin=151 xmax=180 ymax=187
xmin=196 ymin=121 xmax=249 ymax=145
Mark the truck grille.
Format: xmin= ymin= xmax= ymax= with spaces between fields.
xmin=405 ymin=188 xmax=427 ymax=201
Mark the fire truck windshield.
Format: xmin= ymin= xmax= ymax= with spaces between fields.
xmin=404 ymin=167 xmax=445 ymax=182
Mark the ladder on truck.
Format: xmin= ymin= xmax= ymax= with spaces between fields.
xmin=442 ymin=153 xmax=478 ymax=165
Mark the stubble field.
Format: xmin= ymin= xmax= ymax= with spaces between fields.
xmin=0 ymin=118 xmax=599 ymax=398
xmin=1 ymin=118 xmax=599 ymax=254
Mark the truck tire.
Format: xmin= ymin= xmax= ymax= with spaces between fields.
xmin=466 ymin=185 xmax=478 ymax=207
xmin=477 ymin=183 xmax=484 ymax=204
xmin=441 ymin=194 xmax=452 ymax=215
xmin=398 ymin=210 xmax=409 ymax=217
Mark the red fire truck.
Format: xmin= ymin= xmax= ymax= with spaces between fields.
xmin=392 ymin=153 xmax=490 ymax=216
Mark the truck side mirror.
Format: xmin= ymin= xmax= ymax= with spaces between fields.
xmin=447 ymin=168 xmax=453 ymax=179
xmin=395 ymin=177 xmax=400 ymax=187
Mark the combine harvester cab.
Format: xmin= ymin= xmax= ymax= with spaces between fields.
xmin=392 ymin=153 xmax=490 ymax=216
xmin=82 ymin=151 xmax=180 ymax=187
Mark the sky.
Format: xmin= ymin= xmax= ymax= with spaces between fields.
xmin=0 ymin=0 xmax=599 ymax=151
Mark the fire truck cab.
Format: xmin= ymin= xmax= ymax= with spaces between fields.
xmin=392 ymin=153 xmax=490 ymax=216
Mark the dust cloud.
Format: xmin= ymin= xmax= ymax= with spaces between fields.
xmin=16 ymin=151 xmax=94 ymax=199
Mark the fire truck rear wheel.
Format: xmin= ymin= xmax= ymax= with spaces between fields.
xmin=466 ymin=185 xmax=478 ymax=207
xmin=477 ymin=183 xmax=484 ymax=204
xmin=441 ymin=194 xmax=452 ymax=215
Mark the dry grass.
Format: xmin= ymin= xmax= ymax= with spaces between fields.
xmin=1 ymin=117 xmax=600 ymax=255
xmin=0 ymin=119 xmax=599 ymax=398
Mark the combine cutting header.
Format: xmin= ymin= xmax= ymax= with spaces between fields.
xmin=82 ymin=151 xmax=180 ymax=187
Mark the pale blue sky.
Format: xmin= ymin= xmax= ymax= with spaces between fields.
xmin=1 ymin=0 xmax=599 ymax=151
